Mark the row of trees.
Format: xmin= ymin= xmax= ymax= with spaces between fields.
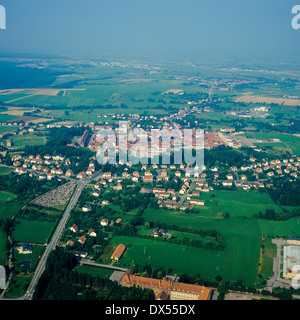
xmin=269 ymin=178 xmax=300 ymax=206
xmin=254 ymin=207 xmax=300 ymax=221
xmin=113 ymin=217 xmax=225 ymax=251
xmin=33 ymin=248 xmax=154 ymax=300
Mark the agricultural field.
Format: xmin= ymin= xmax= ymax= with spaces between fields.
xmin=235 ymin=95 xmax=300 ymax=106
xmin=0 ymin=58 xmax=299 ymax=299
xmin=0 ymin=114 xmax=17 ymax=122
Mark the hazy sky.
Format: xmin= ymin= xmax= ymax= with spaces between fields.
xmin=0 ymin=0 xmax=299 ymax=62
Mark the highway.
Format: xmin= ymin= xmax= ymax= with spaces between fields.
xmin=21 ymin=170 xmax=102 ymax=300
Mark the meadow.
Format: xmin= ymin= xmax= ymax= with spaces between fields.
xmin=137 ymin=190 xmax=300 ymax=284
xmin=12 ymin=218 xmax=57 ymax=244
xmin=74 ymin=265 xmax=114 ymax=279
xmin=111 ymin=231 xmax=260 ymax=285
xmin=213 ymin=190 xmax=282 ymax=218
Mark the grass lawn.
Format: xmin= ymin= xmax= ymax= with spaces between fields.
xmin=136 ymin=225 xmax=217 ymax=244
xmin=213 ymin=190 xmax=281 ymax=218
xmin=142 ymin=200 xmax=300 ymax=285
xmin=0 ymin=191 xmax=17 ymax=202
xmin=259 ymin=217 xmax=300 ymax=238
xmin=4 ymin=276 xmax=31 ymax=299
xmin=251 ymin=132 xmax=300 ymax=155
xmin=12 ymin=218 xmax=57 ymax=244
xmin=111 ymin=218 xmax=262 ymax=286
xmin=257 ymin=237 xmax=277 ymax=287
xmin=13 ymin=245 xmax=45 ymax=273
xmin=192 ymin=192 xmax=221 ymax=217
xmin=11 ymin=133 xmax=47 ymax=148
xmin=74 ymin=265 xmax=114 ymax=279
xmin=111 ymin=235 xmax=226 ymax=278
xmin=168 ymin=230 xmax=217 ymax=244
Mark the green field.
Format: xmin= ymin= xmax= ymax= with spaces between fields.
xmin=0 ymin=125 xmax=19 ymax=134
xmin=246 ymin=132 xmax=300 ymax=155
xmin=258 ymin=238 xmax=277 ymax=286
xmin=11 ymin=133 xmax=47 ymax=148
xmin=74 ymin=265 xmax=114 ymax=279
xmin=139 ymin=190 xmax=300 ymax=284
xmin=213 ymin=190 xmax=282 ymax=218
xmin=0 ymin=114 xmax=17 ymax=122
xmin=111 ymin=231 xmax=260 ymax=285
xmin=0 ymin=191 xmax=17 ymax=203
xmin=12 ymin=218 xmax=57 ymax=244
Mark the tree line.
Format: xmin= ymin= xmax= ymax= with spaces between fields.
xmin=33 ymin=248 xmax=154 ymax=300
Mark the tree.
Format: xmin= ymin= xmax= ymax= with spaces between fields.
xmin=224 ymin=212 xmax=230 ymax=219
xmin=144 ymin=221 xmax=150 ymax=229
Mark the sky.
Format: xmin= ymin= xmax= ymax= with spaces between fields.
xmin=0 ymin=0 xmax=299 ymax=63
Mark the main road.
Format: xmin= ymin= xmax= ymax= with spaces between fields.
xmin=21 ymin=170 xmax=103 ymax=300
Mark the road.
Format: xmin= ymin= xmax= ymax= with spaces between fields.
xmin=178 ymin=179 xmax=195 ymax=205
xmin=19 ymin=170 xmax=102 ymax=300
xmin=79 ymin=259 xmax=128 ymax=272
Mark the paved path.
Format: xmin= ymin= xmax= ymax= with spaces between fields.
xmin=266 ymin=239 xmax=291 ymax=290
xmin=79 ymin=259 xmax=128 ymax=272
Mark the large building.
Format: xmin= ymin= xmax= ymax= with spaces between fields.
xmin=78 ymin=130 xmax=91 ymax=148
xmin=287 ymin=238 xmax=300 ymax=246
xmin=283 ymin=245 xmax=300 ymax=279
xmin=120 ymin=270 xmax=213 ymax=300
xmin=111 ymin=244 xmax=126 ymax=262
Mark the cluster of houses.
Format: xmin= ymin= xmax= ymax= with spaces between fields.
xmin=0 ymin=121 xmax=38 ymax=141
xmin=10 ymin=153 xmax=97 ymax=181
xmin=247 ymin=156 xmax=300 ymax=179
xmin=150 ymin=228 xmax=169 ymax=238
xmin=67 ymin=224 xmax=99 ymax=246
xmin=67 ymin=217 xmax=122 ymax=247
xmin=211 ymin=155 xmax=300 ymax=190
